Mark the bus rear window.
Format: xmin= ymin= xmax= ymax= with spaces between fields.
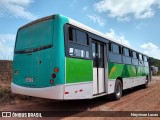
xmin=15 ymin=19 xmax=54 ymax=51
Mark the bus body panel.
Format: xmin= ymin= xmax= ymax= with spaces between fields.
xmin=13 ymin=19 xmax=55 ymax=88
xmin=108 ymin=62 xmax=149 ymax=91
xmin=52 ymin=15 xmax=69 ymax=85
xmin=107 ymin=76 xmax=146 ymax=94
xmin=64 ymin=82 xmax=93 ymax=99
xmin=11 ymin=83 xmax=64 ymax=99
xmin=65 ymin=57 xmax=93 ymax=84
xmin=64 ymin=57 xmax=93 ymax=99
xmin=108 ymin=62 xmax=149 ymax=79
xmin=12 ymin=15 xmax=69 ymax=98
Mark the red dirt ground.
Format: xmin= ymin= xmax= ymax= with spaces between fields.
xmin=0 ymin=76 xmax=160 ymax=120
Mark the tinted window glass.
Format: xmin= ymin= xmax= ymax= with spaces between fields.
xmin=123 ymin=56 xmax=131 ymax=64
xmin=68 ymin=43 xmax=90 ymax=58
xmin=144 ymin=56 xmax=147 ymax=61
xmin=16 ymin=19 xmax=53 ymax=51
xmin=112 ymin=44 xmax=119 ymax=54
xmin=133 ymin=51 xmax=137 ymax=59
xmin=98 ymin=44 xmax=104 ymax=68
xmin=144 ymin=61 xmax=148 ymax=67
xmin=139 ymin=60 xmax=144 ymax=66
xmin=76 ymin=30 xmax=88 ymax=45
xmin=69 ymin=27 xmax=76 ymax=42
xmin=109 ymin=52 xmax=122 ymax=63
xmin=123 ymin=48 xmax=129 ymax=56
xmin=69 ymin=27 xmax=73 ymax=41
xmin=132 ymin=59 xmax=138 ymax=65
xmin=68 ymin=27 xmax=90 ymax=59
xmin=92 ymin=42 xmax=96 ymax=67
xmin=139 ymin=54 xmax=142 ymax=60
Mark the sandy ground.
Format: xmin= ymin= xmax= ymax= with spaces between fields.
xmin=0 ymin=76 xmax=160 ymax=120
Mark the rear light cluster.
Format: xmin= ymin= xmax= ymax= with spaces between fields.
xmin=52 ymin=73 xmax=56 ymax=78
xmin=50 ymin=79 xmax=54 ymax=84
xmin=54 ymin=67 xmax=59 ymax=73
xmin=50 ymin=67 xmax=59 ymax=84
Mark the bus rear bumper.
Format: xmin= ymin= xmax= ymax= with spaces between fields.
xmin=11 ymin=82 xmax=64 ymax=100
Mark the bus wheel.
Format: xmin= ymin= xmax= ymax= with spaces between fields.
xmin=143 ymin=77 xmax=149 ymax=88
xmin=113 ymin=79 xmax=122 ymax=100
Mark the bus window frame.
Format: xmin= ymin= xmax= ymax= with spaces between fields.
xmin=108 ymin=42 xmax=123 ymax=63
xmin=64 ymin=24 xmax=91 ymax=60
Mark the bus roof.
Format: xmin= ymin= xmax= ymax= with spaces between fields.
xmin=18 ymin=14 xmax=149 ymax=57
xmin=19 ymin=15 xmax=55 ymax=30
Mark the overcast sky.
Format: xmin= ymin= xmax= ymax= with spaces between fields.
xmin=0 ymin=0 xmax=160 ymax=60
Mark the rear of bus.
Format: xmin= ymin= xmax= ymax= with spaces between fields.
xmin=11 ymin=15 xmax=68 ymax=99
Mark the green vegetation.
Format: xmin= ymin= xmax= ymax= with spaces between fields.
xmin=150 ymin=57 xmax=160 ymax=69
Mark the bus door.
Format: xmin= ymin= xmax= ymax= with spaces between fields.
xmin=92 ymin=41 xmax=105 ymax=95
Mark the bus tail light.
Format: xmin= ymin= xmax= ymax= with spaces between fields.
xmin=54 ymin=67 xmax=59 ymax=73
xmin=65 ymin=92 xmax=69 ymax=94
xmin=52 ymin=73 xmax=56 ymax=78
xmin=50 ymin=79 xmax=54 ymax=84
xmin=79 ymin=89 xmax=83 ymax=92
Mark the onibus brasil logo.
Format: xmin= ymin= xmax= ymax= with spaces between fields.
xmin=1 ymin=112 xmax=42 ymax=118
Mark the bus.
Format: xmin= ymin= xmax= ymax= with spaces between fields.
xmin=11 ymin=14 xmax=151 ymax=100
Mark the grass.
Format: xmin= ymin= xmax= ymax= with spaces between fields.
xmin=0 ymin=84 xmax=30 ymax=105
xmin=0 ymin=85 xmax=10 ymax=104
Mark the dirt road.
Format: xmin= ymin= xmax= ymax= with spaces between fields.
xmin=0 ymin=76 xmax=160 ymax=120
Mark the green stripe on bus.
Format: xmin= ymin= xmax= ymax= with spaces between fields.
xmin=108 ymin=62 xmax=149 ymax=79
xmin=66 ymin=57 xmax=93 ymax=83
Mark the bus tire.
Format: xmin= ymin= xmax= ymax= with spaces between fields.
xmin=113 ymin=79 xmax=122 ymax=100
xmin=143 ymin=76 xmax=149 ymax=88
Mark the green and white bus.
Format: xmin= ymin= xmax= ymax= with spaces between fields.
xmin=11 ymin=14 xmax=151 ymax=100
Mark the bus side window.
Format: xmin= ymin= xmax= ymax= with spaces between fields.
xmin=144 ymin=55 xmax=147 ymax=61
xmin=76 ymin=30 xmax=88 ymax=45
xmin=132 ymin=51 xmax=139 ymax=65
xmin=112 ymin=43 xmax=119 ymax=54
xmin=122 ymin=47 xmax=131 ymax=64
xmin=123 ymin=48 xmax=129 ymax=56
xmin=139 ymin=54 xmax=142 ymax=60
xmin=139 ymin=54 xmax=144 ymax=66
xmin=68 ymin=27 xmax=76 ymax=42
xmin=108 ymin=43 xmax=122 ymax=63
xmin=143 ymin=55 xmax=149 ymax=67
xmin=132 ymin=51 xmax=137 ymax=59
